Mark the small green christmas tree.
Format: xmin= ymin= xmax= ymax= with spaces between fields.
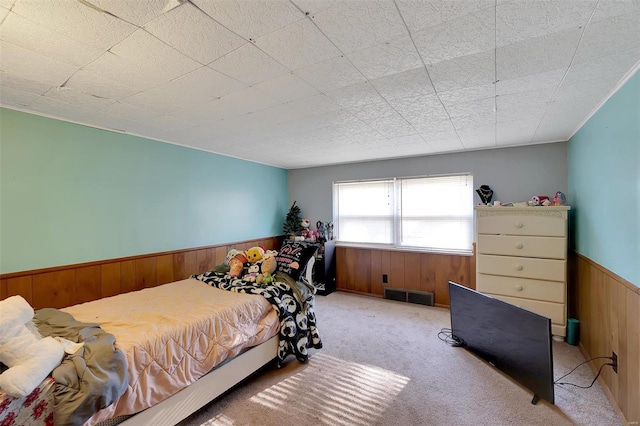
xmin=283 ymin=201 xmax=303 ymax=236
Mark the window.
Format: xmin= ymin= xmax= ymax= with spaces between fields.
xmin=333 ymin=174 xmax=474 ymax=254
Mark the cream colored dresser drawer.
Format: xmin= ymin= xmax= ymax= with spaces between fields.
xmin=476 ymin=274 xmax=565 ymax=303
xmin=477 ymin=213 xmax=565 ymax=236
xmin=477 ymin=234 xmax=566 ymax=259
xmin=488 ymin=294 xmax=565 ymax=326
xmin=477 ymin=254 xmax=566 ymax=282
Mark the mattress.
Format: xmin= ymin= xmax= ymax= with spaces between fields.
xmin=62 ymin=278 xmax=279 ymax=425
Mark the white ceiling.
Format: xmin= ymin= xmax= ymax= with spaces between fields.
xmin=1 ymin=0 xmax=639 ymax=169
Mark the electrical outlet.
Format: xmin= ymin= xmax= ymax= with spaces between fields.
xmin=611 ymin=351 xmax=618 ymax=373
xmin=382 ymin=274 xmax=388 ymax=283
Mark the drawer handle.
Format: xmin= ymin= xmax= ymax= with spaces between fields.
xmin=515 ymin=265 xmax=523 ymax=271
xmin=515 ymin=243 xmax=523 ymax=249
xmin=515 ymin=285 xmax=524 ymax=291
xmin=515 ymin=222 xmax=524 ymax=228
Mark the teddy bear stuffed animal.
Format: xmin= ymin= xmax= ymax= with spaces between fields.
xmin=0 ymin=295 xmax=65 ymax=398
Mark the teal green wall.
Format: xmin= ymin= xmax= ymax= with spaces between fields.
xmin=0 ymin=108 xmax=288 ymax=274
xmin=568 ymin=71 xmax=639 ymax=287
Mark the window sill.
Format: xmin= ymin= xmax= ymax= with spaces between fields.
xmin=334 ymin=241 xmax=473 ymax=256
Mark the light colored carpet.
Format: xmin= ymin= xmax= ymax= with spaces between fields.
xmin=180 ymin=291 xmax=621 ymax=426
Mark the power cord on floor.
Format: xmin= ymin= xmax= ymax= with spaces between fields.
xmin=438 ymin=328 xmax=464 ymax=347
xmin=554 ymin=356 xmax=615 ymax=389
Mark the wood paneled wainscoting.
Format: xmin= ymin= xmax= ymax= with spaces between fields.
xmin=574 ymin=252 xmax=640 ymax=424
xmin=0 ymin=236 xmax=280 ymax=310
xmin=335 ymin=245 xmax=475 ymax=307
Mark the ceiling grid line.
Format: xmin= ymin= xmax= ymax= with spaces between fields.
xmin=392 ymin=0 xmax=464 ymax=150
xmin=529 ymin=0 xmax=601 ymax=144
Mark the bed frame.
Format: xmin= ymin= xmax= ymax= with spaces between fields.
xmin=119 ymin=335 xmax=279 ymax=425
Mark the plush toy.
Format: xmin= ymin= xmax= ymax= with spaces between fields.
xmin=256 ymin=251 xmax=277 ymax=284
xmin=225 ymin=249 xmax=248 ymax=278
xmin=243 ymin=263 xmax=261 ymax=282
xmin=0 ymin=296 xmax=65 ymax=398
xmin=245 ymin=246 xmax=265 ymax=264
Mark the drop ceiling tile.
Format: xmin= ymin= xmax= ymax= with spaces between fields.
xmin=347 ymin=34 xmax=423 ymax=80
xmin=389 ymin=93 xmax=450 ymax=126
xmin=84 ymin=32 xmax=202 ymax=90
xmin=255 ymin=17 xmax=341 ymax=70
xmin=124 ymin=66 xmax=246 ymax=113
xmin=591 ymin=0 xmax=640 ymax=22
xmin=553 ymin=79 xmax=615 ymax=105
xmin=43 ymin=86 xmax=117 ymax=110
xmin=208 ymin=43 xmax=289 ymax=85
xmin=78 ymin=111 xmax=141 ymax=134
xmin=218 ymin=86 xmax=281 ymax=116
xmin=0 ymin=86 xmax=40 ymax=107
xmin=312 ymin=0 xmax=407 ymax=54
xmin=137 ymin=114 xmax=195 ymax=133
xmin=573 ymin=13 xmax=640 ymax=64
xmin=450 ymin=110 xmax=495 ymax=131
xmin=294 ymin=55 xmax=366 ymax=92
xmin=0 ymin=41 xmax=77 ymax=86
xmin=425 ymin=135 xmax=464 ymax=152
xmin=496 ymin=68 xmax=565 ymax=95
xmin=438 ymin=83 xmax=495 ymax=109
xmin=457 ymin=123 xmax=496 ymax=149
xmin=63 ymin=69 xmax=139 ymax=100
xmin=396 ymin=0 xmax=493 ymax=34
xmin=370 ymin=67 xmax=435 ymax=101
xmin=103 ymin=101 xmax=160 ymax=123
xmin=496 ymin=89 xmax=554 ymax=122
xmin=26 ymin=96 xmax=93 ymax=123
xmin=285 ymin=93 xmax=340 ymax=117
xmin=497 ymin=119 xmax=539 ymax=145
xmin=412 ymin=118 xmax=457 ymax=135
xmin=497 ymin=27 xmax=582 ymax=81
xmin=290 ymin=0 xmax=343 ymax=15
xmin=413 ymin=7 xmax=494 ymax=65
xmin=366 ymin=115 xmax=416 ymax=138
xmin=192 ymin=0 xmax=304 ymax=40
xmin=179 ymin=98 xmax=237 ymax=124
xmin=324 ymin=81 xmax=385 ymax=110
xmin=254 ymin=72 xmax=320 ymax=103
xmin=11 ymin=0 xmax=137 ymax=50
xmin=0 ymin=71 xmax=53 ymax=95
xmin=88 ymin=0 xmax=166 ymax=27
xmin=447 ymin=97 xmax=495 ymax=119
xmin=2 ymin=11 xmax=106 ymax=68
xmin=564 ymin=47 xmax=640 ymax=87
xmin=428 ymin=49 xmax=495 ymax=92
xmin=496 ymin=0 xmax=596 ymax=48
xmin=143 ymin=2 xmax=247 ymax=65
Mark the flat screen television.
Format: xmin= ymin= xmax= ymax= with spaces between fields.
xmin=448 ymin=281 xmax=554 ymax=404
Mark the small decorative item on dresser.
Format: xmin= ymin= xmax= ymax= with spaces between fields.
xmin=552 ymin=191 xmax=567 ymax=206
xmin=476 ymin=185 xmax=493 ymax=205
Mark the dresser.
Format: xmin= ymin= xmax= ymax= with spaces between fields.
xmin=475 ymin=206 xmax=571 ymax=338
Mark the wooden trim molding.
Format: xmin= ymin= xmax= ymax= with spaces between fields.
xmin=0 ymin=236 xmax=280 ymax=309
xmin=573 ymin=251 xmax=639 ymax=424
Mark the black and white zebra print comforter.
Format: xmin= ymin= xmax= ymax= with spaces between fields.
xmin=192 ymin=271 xmax=322 ymax=363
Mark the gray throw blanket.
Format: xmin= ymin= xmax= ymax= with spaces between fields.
xmin=34 ymin=308 xmax=128 ymax=426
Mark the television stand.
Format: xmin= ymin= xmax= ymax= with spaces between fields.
xmin=531 ymin=394 xmax=540 ymax=405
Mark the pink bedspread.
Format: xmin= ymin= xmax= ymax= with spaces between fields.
xmin=62 ymin=278 xmax=279 ymax=425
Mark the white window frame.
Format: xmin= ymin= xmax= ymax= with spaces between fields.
xmin=333 ymin=174 xmax=474 ymax=255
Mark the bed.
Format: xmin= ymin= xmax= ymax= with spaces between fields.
xmin=0 ymin=255 xmax=322 ymax=426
